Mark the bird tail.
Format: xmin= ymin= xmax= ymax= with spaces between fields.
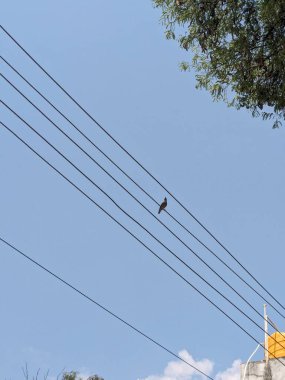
xmin=158 ymin=208 xmax=161 ymax=214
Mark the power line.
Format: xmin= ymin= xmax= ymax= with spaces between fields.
xmin=3 ymin=99 xmax=284 ymax=346
xmin=2 ymin=70 xmax=285 ymax=335
xmin=0 ymin=236 xmax=214 ymax=380
xmin=1 ymin=58 xmax=285 ymax=323
xmin=1 ymin=24 xmax=283 ymax=312
xmin=1 ymin=117 xmax=284 ymax=364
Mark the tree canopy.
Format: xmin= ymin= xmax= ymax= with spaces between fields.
xmin=62 ymin=372 xmax=104 ymax=380
xmin=153 ymin=0 xmax=285 ymax=127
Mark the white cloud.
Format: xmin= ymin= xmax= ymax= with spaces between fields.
xmin=77 ymin=375 xmax=90 ymax=380
xmin=139 ymin=350 xmax=241 ymax=380
xmin=77 ymin=373 xmax=92 ymax=380
xmin=215 ymin=360 xmax=241 ymax=380
xmin=76 ymin=368 xmax=93 ymax=380
xmin=138 ymin=349 xmax=214 ymax=380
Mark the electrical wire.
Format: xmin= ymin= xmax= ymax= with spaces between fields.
xmin=1 ymin=24 xmax=283 ymax=312
xmin=1 ymin=56 xmax=284 ymax=322
xmin=0 ymin=236 xmax=215 ymax=380
xmin=2 ymin=70 xmax=285 ymax=339
xmin=3 ymin=99 xmax=285 ymax=347
xmin=1 ymin=115 xmax=285 ymax=365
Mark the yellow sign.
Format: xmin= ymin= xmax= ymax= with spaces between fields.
xmin=268 ymin=332 xmax=285 ymax=359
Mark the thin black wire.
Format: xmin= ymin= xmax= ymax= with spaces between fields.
xmin=2 ymin=107 xmax=285 ymax=357
xmin=2 ymin=118 xmax=284 ymax=366
xmin=0 ymin=236 xmax=214 ymax=380
xmin=2 ymin=72 xmax=285 ymax=336
xmin=1 ymin=24 xmax=283 ymax=312
xmin=0 ymin=100 xmax=277 ymax=336
xmin=1 ymin=57 xmax=285 ymax=322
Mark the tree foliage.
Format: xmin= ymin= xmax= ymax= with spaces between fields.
xmin=20 ymin=366 xmax=104 ymax=380
xmin=153 ymin=0 xmax=285 ymax=127
xmin=62 ymin=371 xmax=78 ymax=380
xmin=62 ymin=372 xmax=104 ymax=380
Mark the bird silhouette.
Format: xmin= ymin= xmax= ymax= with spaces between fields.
xmin=158 ymin=197 xmax=167 ymax=214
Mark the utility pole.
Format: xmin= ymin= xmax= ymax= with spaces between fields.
xmin=240 ymin=305 xmax=285 ymax=379
xmin=264 ymin=304 xmax=269 ymax=364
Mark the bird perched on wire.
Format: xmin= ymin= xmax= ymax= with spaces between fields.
xmin=158 ymin=197 xmax=167 ymax=214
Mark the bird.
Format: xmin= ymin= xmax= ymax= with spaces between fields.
xmin=158 ymin=197 xmax=167 ymax=214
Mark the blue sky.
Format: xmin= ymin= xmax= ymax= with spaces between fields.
xmin=1 ymin=1 xmax=285 ymax=379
